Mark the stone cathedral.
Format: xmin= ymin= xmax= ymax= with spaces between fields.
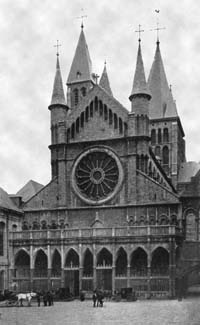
xmin=0 ymin=26 xmax=200 ymax=299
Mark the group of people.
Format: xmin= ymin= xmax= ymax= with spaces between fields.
xmin=36 ymin=291 xmax=54 ymax=307
xmin=92 ymin=290 xmax=104 ymax=307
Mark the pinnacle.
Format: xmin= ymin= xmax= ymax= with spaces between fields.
xmin=50 ymin=55 xmax=66 ymax=106
xmin=99 ymin=63 xmax=113 ymax=96
xmin=129 ymin=41 xmax=150 ymax=101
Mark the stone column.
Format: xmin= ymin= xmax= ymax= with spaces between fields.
xmin=47 ymin=231 xmax=51 ymax=290
xmin=93 ymin=244 xmax=97 ymax=290
xmin=147 ymin=249 xmax=151 ymax=298
xmin=79 ymin=240 xmax=83 ymax=292
xmin=169 ymin=240 xmax=176 ymax=298
xmin=30 ymin=241 xmax=34 ymax=291
xmin=61 ymin=231 xmax=65 ymax=287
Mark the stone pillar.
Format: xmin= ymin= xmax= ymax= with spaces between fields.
xmin=30 ymin=243 xmax=34 ymax=291
xmin=47 ymin=233 xmax=51 ymax=290
xmin=79 ymin=241 xmax=83 ymax=292
xmin=127 ymin=249 xmax=131 ymax=288
xmin=147 ymin=251 xmax=151 ymax=298
xmin=61 ymin=232 xmax=65 ymax=287
xmin=169 ymin=240 xmax=176 ymax=298
xmin=93 ymin=244 xmax=97 ymax=290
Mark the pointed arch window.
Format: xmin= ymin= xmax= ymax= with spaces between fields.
xmin=158 ymin=128 xmax=162 ymax=144
xmin=114 ymin=114 xmax=118 ymax=129
xmin=81 ymin=87 xmax=86 ymax=97
xmin=162 ymin=146 xmax=169 ymax=165
xmin=163 ymin=128 xmax=169 ymax=143
xmin=109 ymin=110 xmax=113 ymax=125
xmin=73 ymin=89 xmax=79 ymax=106
xmin=0 ymin=222 xmax=5 ymax=256
xmin=151 ymin=129 xmax=156 ymax=145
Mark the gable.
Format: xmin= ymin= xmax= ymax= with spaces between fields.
xmin=67 ymin=86 xmax=128 ymax=143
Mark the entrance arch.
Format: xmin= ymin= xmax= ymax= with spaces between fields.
xmin=151 ymin=247 xmax=169 ymax=275
xmin=130 ymin=247 xmax=147 ymax=276
xmin=64 ymin=249 xmax=79 ymax=296
xmin=34 ymin=249 xmax=48 ymax=277
xmin=15 ymin=250 xmax=30 ymax=278
xmin=96 ymin=248 xmax=112 ymax=292
xmin=116 ymin=247 xmax=127 ymax=276
xmin=52 ymin=249 xmax=61 ymax=277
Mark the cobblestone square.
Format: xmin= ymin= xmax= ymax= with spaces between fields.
xmin=0 ymin=298 xmax=200 ymax=325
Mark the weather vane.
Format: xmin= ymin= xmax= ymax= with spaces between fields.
xmin=54 ymin=40 xmax=61 ymax=56
xmin=150 ymin=10 xmax=166 ymax=42
xmin=76 ymin=8 xmax=87 ymax=29
xmin=135 ymin=24 xmax=144 ymax=42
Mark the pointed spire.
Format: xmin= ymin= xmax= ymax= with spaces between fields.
xmin=67 ymin=29 xmax=94 ymax=84
xmin=129 ymin=40 xmax=150 ymax=101
xmin=99 ymin=61 xmax=113 ymax=96
xmin=148 ymin=41 xmax=178 ymax=118
xmin=51 ymin=54 xmax=66 ymax=106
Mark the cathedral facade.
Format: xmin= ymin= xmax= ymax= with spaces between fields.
xmin=1 ymin=26 xmax=200 ymax=299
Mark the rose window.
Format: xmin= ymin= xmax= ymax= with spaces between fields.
xmin=73 ymin=149 xmax=122 ymax=204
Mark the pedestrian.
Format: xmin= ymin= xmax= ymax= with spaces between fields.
xmin=43 ymin=292 xmax=47 ymax=306
xmin=37 ymin=293 xmax=41 ymax=307
xmin=92 ymin=291 xmax=97 ymax=307
xmin=47 ymin=291 xmax=51 ymax=306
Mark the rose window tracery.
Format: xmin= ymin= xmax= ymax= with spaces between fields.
xmin=72 ymin=148 xmax=123 ymax=204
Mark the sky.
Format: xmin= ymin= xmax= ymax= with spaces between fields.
xmin=0 ymin=0 xmax=200 ymax=194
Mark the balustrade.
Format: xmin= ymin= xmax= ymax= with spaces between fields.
xmin=10 ymin=225 xmax=180 ymax=242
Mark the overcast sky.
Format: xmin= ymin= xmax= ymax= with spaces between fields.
xmin=0 ymin=0 xmax=199 ymax=193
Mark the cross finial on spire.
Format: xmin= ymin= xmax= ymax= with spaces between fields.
xmin=54 ymin=40 xmax=61 ymax=56
xmin=135 ymin=24 xmax=144 ymax=42
xmin=150 ymin=10 xmax=166 ymax=42
xmin=76 ymin=8 xmax=87 ymax=29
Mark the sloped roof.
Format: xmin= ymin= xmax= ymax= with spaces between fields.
xmin=17 ymin=180 xmax=44 ymax=202
xmin=148 ymin=41 xmax=178 ymax=119
xmin=0 ymin=187 xmax=21 ymax=212
xmin=67 ymin=29 xmax=94 ymax=84
xmin=178 ymin=161 xmax=200 ymax=183
xmin=99 ymin=63 xmax=113 ymax=97
xmin=130 ymin=41 xmax=150 ymax=100
xmin=50 ymin=55 xmax=66 ymax=106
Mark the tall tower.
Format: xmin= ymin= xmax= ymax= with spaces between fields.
xmin=48 ymin=52 xmax=68 ymax=191
xmin=148 ymin=40 xmax=185 ymax=187
xmin=127 ymin=38 xmax=151 ymax=203
xmin=66 ymin=26 xmax=95 ymax=108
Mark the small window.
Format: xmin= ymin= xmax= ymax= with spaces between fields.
xmin=151 ymin=129 xmax=156 ymax=145
xmin=158 ymin=129 xmax=162 ymax=144
xmin=163 ymin=128 xmax=169 ymax=143
xmin=74 ymin=89 xmax=79 ymax=106
xmin=81 ymin=87 xmax=86 ymax=97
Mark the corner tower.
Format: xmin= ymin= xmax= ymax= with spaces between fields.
xmin=49 ymin=53 xmax=68 ymax=180
xmin=66 ymin=26 xmax=95 ymax=108
xmin=128 ymin=39 xmax=151 ymax=138
xmin=148 ymin=40 xmax=185 ymax=187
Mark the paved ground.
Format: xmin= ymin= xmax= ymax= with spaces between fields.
xmin=0 ymin=298 xmax=200 ymax=325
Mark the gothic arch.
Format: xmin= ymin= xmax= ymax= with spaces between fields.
xmin=130 ymin=247 xmax=148 ymax=276
xmin=115 ymin=247 xmax=127 ymax=276
xmin=14 ymin=249 xmax=30 ymax=278
xmin=65 ymin=248 xmax=80 ymax=268
xmin=151 ymin=247 xmax=169 ymax=275
xmin=52 ymin=249 xmax=61 ymax=276
xmin=34 ymin=249 xmax=48 ymax=277
xmin=97 ymin=248 xmax=112 ymax=266
xmin=83 ymin=248 xmax=93 ymax=276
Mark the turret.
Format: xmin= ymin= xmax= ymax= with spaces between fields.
xmin=48 ymin=53 xmax=68 ymax=178
xmin=128 ymin=39 xmax=151 ymax=137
